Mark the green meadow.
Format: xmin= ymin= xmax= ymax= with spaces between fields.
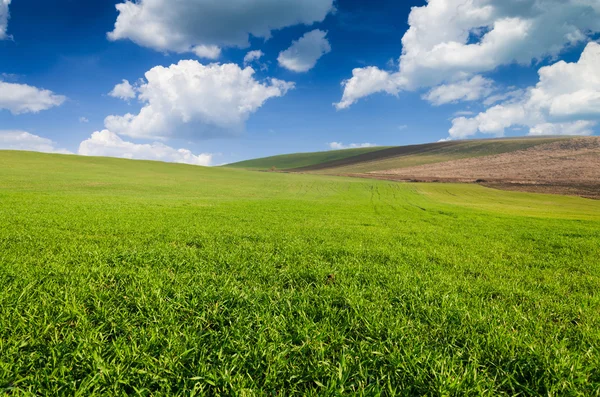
xmin=1 ymin=151 xmax=599 ymax=395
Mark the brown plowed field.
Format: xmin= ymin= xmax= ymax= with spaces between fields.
xmin=353 ymin=137 xmax=600 ymax=199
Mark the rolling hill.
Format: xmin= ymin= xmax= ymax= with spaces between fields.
xmin=227 ymin=136 xmax=600 ymax=198
xmin=365 ymin=137 xmax=600 ymax=198
xmin=226 ymin=137 xmax=570 ymax=173
xmin=225 ymin=146 xmax=390 ymax=170
xmin=304 ymin=137 xmax=572 ymax=174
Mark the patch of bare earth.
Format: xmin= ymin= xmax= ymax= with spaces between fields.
xmin=351 ymin=137 xmax=600 ymax=199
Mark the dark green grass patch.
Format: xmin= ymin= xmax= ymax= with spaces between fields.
xmin=224 ymin=146 xmax=390 ymax=171
xmin=1 ymin=151 xmax=599 ymax=395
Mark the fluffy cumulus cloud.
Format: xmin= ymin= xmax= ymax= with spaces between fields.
xmin=108 ymin=0 xmax=334 ymax=57
xmin=278 ymin=29 xmax=331 ymax=72
xmin=78 ymin=130 xmax=212 ymax=166
xmin=329 ymin=142 xmax=378 ymax=150
xmin=336 ymin=0 xmax=600 ymax=108
xmin=423 ymin=76 xmax=494 ymax=106
xmin=0 ymin=80 xmax=66 ymax=114
xmin=448 ymin=42 xmax=600 ymax=139
xmin=0 ymin=130 xmax=71 ymax=154
xmin=0 ymin=0 xmax=10 ymax=40
xmin=104 ymin=60 xmax=294 ymax=140
xmin=335 ymin=67 xmax=404 ymax=110
xmin=109 ymin=79 xmax=137 ymax=100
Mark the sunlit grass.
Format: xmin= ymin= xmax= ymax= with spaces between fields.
xmin=1 ymin=151 xmax=599 ymax=395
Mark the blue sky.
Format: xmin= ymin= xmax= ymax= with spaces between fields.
xmin=1 ymin=0 xmax=599 ymax=165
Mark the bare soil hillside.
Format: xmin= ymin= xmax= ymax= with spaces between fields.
xmin=354 ymin=137 xmax=600 ymax=199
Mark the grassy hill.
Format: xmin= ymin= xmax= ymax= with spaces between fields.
xmin=307 ymin=137 xmax=572 ymax=174
xmin=228 ymin=137 xmax=572 ymax=174
xmin=225 ymin=146 xmax=390 ymax=170
xmin=1 ymin=150 xmax=600 ymax=395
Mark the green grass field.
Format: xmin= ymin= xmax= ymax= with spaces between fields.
xmin=225 ymin=146 xmax=390 ymax=170
xmin=1 ymin=151 xmax=600 ymax=395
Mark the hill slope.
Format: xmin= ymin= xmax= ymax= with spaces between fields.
xmin=227 ymin=137 xmax=571 ymax=173
xmin=225 ymin=136 xmax=600 ymax=198
xmin=225 ymin=146 xmax=389 ymax=170
xmin=364 ymin=137 xmax=600 ymax=199
xmin=306 ymin=137 xmax=571 ymax=174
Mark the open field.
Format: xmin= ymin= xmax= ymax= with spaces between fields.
xmin=1 ymin=151 xmax=600 ymax=395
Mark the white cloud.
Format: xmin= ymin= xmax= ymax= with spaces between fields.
xmin=0 ymin=0 xmax=10 ymax=40
xmin=0 ymin=80 xmax=66 ymax=114
xmin=447 ymin=42 xmax=600 ymax=139
xmin=337 ymin=0 xmax=600 ymax=108
xmin=335 ymin=67 xmax=404 ymax=110
xmin=244 ymin=50 xmax=264 ymax=65
xmin=529 ymin=121 xmax=596 ymax=136
xmin=278 ymin=29 xmax=331 ymax=72
xmin=449 ymin=104 xmax=527 ymax=139
xmin=0 ymin=130 xmax=71 ymax=154
xmin=108 ymin=0 xmax=334 ymax=56
xmin=79 ymin=117 xmax=89 ymax=123
xmin=483 ymin=88 xmax=524 ymax=106
xmin=531 ymin=44 xmax=600 ymax=119
xmin=243 ymin=50 xmax=268 ymax=71
xmin=398 ymin=124 xmax=408 ymax=130
xmin=109 ymin=79 xmax=137 ymax=100
xmin=192 ymin=45 xmax=221 ymax=60
xmin=423 ymin=76 xmax=494 ymax=106
xmin=78 ymin=130 xmax=212 ymax=166
xmin=454 ymin=110 xmax=475 ymax=117
xmin=1 ymin=72 xmax=17 ymax=81
xmin=104 ymin=60 xmax=294 ymax=140
xmin=329 ymin=142 xmax=378 ymax=150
